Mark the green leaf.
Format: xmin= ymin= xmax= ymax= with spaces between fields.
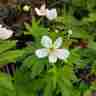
xmin=0 ymin=72 xmax=16 ymax=96
xmin=88 ymin=40 xmax=96 ymax=50
xmin=23 ymin=55 xmax=48 ymax=78
xmin=0 ymin=40 xmax=16 ymax=54
xmin=71 ymin=30 xmax=89 ymax=39
xmin=25 ymin=19 xmax=48 ymax=39
xmin=63 ymin=65 xmax=77 ymax=80
xmin=0 ymin=50 xmax=25 ymax=64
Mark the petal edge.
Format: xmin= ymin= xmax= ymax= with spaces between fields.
xmin=56 ymin=49 xmax=70 ymax=60
xmin=35 ymin=48 xmax=48 ymax=58
xmin=41 ymin=36 xmax=52 ymax=48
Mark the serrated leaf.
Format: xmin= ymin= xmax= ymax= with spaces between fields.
xmin=0 ymin=40 xmax=16 ymax=54
xmin=0 ymin=50 xmax=25 ymax=65
xmin=23 ymin=55 xmax=48 ymax=78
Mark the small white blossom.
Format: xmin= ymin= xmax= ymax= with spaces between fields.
xmin=55 ymin=29 xmax=59 ymax=33
xmin=35 ymin=4 xmax=57 ymax=20
xmin=35 ymin=36 xmax=70 ymax=63
xmin=0 ymin=24 xmax=13 ymax=40
xmin=68 ymin=29 xmax=72 ymax=35
xmin=23 ymin=5 xmax=30 ymax=12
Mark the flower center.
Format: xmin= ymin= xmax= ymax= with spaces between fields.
xmin=49 ymin=48 xmax=54 ymax=52
xmin=48 ymin=44 xmax=56 ymax=53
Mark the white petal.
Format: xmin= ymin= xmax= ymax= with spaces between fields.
xmin=46 ymin=9 xmax=57 ymax=20
xmin=40 ymin=4 xmax=46 ymax=10
xmin=41 ymin=36 xmax=52 ymax=48
xmin=48 ymin=52 xmax=57 ymax=63
xmin=56 ymin=49 xmax=70 ymax=60
xmin=35 ymin=48 xmax=48 ymax=58
xmin=53 ymin=37 xmax=63 ymax=48
xmin=0 ymin=24 xmax=2 ymax=28
xmin=35 ymin=8 xmax=42 ymax=16
xmin=35 ymin=8 xmax=46 ymax=16
xmin=0 ymin=28 xmax=13 ymax=40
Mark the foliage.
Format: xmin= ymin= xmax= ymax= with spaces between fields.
xmin=0 ymin=0 xmax=96 ymax=96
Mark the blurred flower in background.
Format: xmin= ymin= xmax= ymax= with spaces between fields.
xmin=35 ymin=4 xmax=57 ymax=20
xmin=22 ymin=5 xmax=31 ymax=12
xmin=0 ymin=24 xmax=13 ymax=40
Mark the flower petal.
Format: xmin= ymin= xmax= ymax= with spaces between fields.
xmin=46 ymin=9 xmax=57 ymax=20
xmin=0 ymin=28 xmax=13 ymax=40
xmin=35 ymin=8 xmax=45 ymax=16
xmin=41 ymin=35 xmax=52 ymax=48
xmin=35 ymin=8 xmax=44 ymax=16
xmin=40 ymin=4 xmax=46 ymax=10
xmin=53 ymin=37 xmax=63 ymax=48
xmin=35 ymin=48 xmax=48 ymax=58
xmin=0 ymin=24 xmax=2 ymax=28
xmin=48 ymin=52 xmax=57 ymax=63
xmin=56 ymin=49 xmax=70 ymax=60
xmin=35 ymin=8 xmax=42 ymax=16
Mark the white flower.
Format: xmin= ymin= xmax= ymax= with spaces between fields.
xmin=35 ymin=4 xmax=57 ymax=20
xmin=35 ymin=36 xmax=70 ymax=63
xmin=0 ymin=24 xmax=13 ymax=40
